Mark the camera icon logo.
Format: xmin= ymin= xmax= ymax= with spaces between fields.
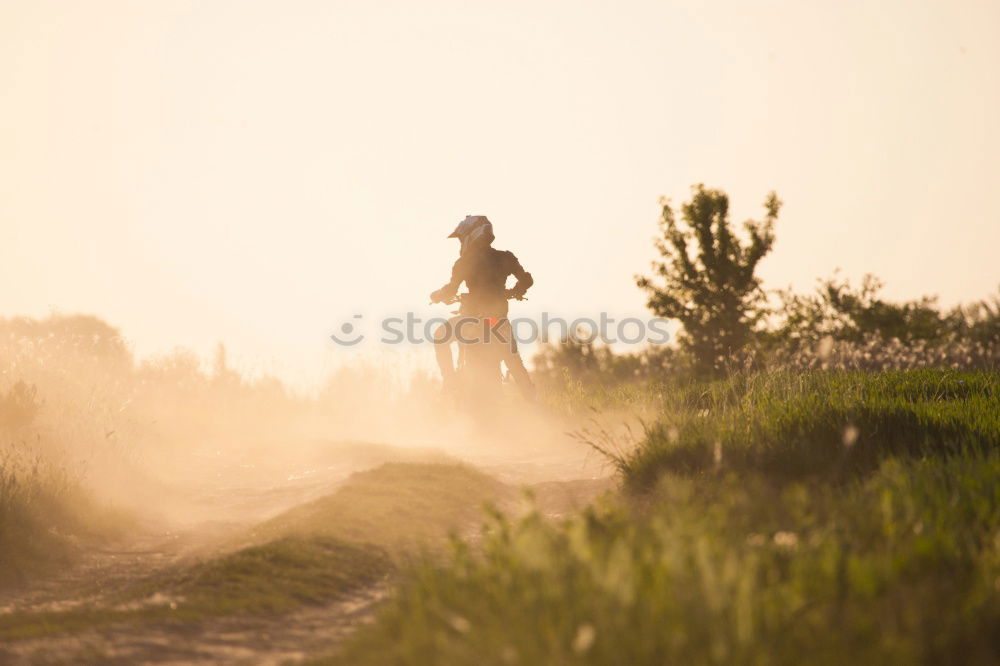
xmin=329 ymin=314 xmax=364 ymax=346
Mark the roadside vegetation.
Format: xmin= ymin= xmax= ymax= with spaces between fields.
xmin=0 ymin=377 xmax=130 ymax=586
xmin=322 ymin=370 xmax=1000 ymax=665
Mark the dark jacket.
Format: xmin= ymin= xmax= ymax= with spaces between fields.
xmin=431 ymin=247 xmax=533 ymax=317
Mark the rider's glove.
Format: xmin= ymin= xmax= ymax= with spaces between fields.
xmin=505 ymin=289 xmax=523 ymax=301
xmin=429 ymin=289 xmax=443 ymax=303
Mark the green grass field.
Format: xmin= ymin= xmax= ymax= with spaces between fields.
xmin=319 ymin=370 xmax=1000 ymax=665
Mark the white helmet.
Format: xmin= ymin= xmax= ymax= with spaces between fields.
xmin=448 ymin=215 xmax=495 ymax=255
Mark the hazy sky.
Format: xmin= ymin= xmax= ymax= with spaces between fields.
xmin=3 ymin=0 xmax=998 ymax=385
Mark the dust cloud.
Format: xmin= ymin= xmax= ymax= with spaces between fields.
xmin=0 ymin=313 xmax=616 ymax=552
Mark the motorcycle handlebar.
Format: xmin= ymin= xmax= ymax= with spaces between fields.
xmin=430 ymin=293 xmax=527 ymax=306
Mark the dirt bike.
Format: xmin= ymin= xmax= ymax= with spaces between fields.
xmin=437 ymin=293 xmax=525 ymax=405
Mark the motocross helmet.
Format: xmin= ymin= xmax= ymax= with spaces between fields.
xmin=448 ymin=215 xmax=494 ymax=255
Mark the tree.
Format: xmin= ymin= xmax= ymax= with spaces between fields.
xmin=0 ymin=313 xmax=132 ymax=370
xmin=212 ymin=341 xmax=241 ymax=388
xmin=637 ymin=184 xmax=780 ymax=375
xmin=771 ymin=272 xmax=948 ymax=347
xmin=948 ymin=285 xmax=1000 ymax=345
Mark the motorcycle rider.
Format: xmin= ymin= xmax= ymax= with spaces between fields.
xmin=429 ymin=215 xmax=534 ymax=398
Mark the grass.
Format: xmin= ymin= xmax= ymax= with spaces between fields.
xmin=151 ymin=535 xmax=391 ymax=616
xmin=0 ymin=452 xmax=71 ymax=584
xmin=619 ymin=369 xmax=1000 ymax=488
xmin=5 ymin=357 xmax=998 ymax=662
xmin=0 ymin=448 xmax=129 ymax=588
xmin=0 ymin=535 xmax=391 ymax=640
xmin=317 ymin=369 xmax=1000 ymax=665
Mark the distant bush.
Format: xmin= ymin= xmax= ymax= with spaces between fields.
xmin=948 ymin=286 xmax=1000 ymax=346
xmin=535 ymin=275 xmax=999 ymax=394
xmin=532 ymin=338 xmax=677 ymax=387
xmin=0 ymin=314 xmax=132 ymax=372
xmin=765 ymin=334 xmax=1000 ymax=373
xmin=770 ymin=273 xmax=951 ymax=347
xmin=0 ymin=314 xmax=319 ymax=584
xmin=0 ymin=381 xmax=41 ymax=432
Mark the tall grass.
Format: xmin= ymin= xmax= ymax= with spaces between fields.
xmin=621 ymin=369 xmax=999 ymax=488
xmin=0 ymin=445 xmax=128 ymax=586
xmin=0 ymin=449 xmax=71 ymax=584
xmin=325 ymin=454 xmax=1000 ymax=665
xmin=0 ymin=327 xmax=135 ymax=585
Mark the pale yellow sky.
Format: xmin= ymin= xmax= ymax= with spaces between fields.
xmin=2 ymin=0 xmax=998 ymax=385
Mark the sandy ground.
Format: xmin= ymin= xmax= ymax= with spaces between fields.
xmin=0 ymin=431 xmax=614 ymax=665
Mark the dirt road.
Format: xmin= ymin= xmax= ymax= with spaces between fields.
xmin=0 ymin=438 xmax=610 ymax=664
